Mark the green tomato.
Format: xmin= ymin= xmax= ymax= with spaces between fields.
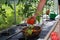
xmin=27 ymin=29 xmax=32 ymax=35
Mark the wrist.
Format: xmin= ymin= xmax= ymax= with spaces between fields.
xmin=34 ymin=13 xmax=38 ymax=17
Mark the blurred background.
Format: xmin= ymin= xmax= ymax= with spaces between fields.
xmin=0 ymin=0 xmax=59 ymax=31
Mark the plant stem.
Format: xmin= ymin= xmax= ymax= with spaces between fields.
xmin=14 ymin=0 xmax=16 ymax=24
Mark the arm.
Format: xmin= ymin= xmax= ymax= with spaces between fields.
xmin=27 ymin=0 xmax=46 ymax=24
xmin=34 ymin=0 xmax=46 ymax=17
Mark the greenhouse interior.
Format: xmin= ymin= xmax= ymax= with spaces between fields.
xmin=0 ymin=0 xmax=60 ymax=40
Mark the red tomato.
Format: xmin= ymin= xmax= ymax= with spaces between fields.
xmin=50 ymin=32 xmax=59 ymax=40
xmin=27 ymin=17 xmax=35 ymax=25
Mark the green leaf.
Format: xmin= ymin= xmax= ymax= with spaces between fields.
xmin=45 ymin=0 xmax=49 ymax=5
xmin=36 ymin=16 xmax=40 ymax=23
xmin=5 ymin=0 xmax=8 ymax=5
xmin=8 ymin=4 xmax=13 ymax=10
xmin=16 ymin=0 xmax=20 ymax=5
xmin=0 ymin=0 xmax=6 ymax=4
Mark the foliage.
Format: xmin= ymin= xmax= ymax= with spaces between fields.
xmin=0 ymin=0 xmax=54 ymax=31
xmin=25 ymin=25 xmax=34 ymax=35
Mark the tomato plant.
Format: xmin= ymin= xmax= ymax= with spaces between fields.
xmin=0 ymin=0 xmax=55 ymax=31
